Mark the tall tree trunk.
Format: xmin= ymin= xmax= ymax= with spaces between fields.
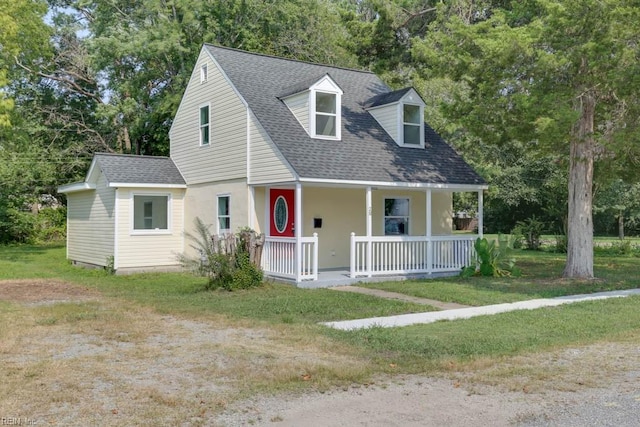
xmin=563 ymin=89 xmax=595 ymax=279
xmin=618 ymin=211 xmax=624 ymax=240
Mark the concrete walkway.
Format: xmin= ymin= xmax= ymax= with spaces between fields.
xmin=330 ymin=285 xmax=470 ymax=310
xmin=323 ymin=288 xmax=640 ymax=331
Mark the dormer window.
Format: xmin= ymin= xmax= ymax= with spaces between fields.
xmin=403 ymin=104 xmax=421 ymax=145
xmin=365 ymin=87 xmax=425 ymax=149
xmin=315 ymin=92 xmax=337 ymax=137
xmin=281 ymin=74 xmax=342 ymax=140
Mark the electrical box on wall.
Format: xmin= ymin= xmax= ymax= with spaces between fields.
xmin=313 ymin=218 xmax=322 ymax=228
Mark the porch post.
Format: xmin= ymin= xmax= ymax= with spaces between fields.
xmin=477 ymin=190 xmax=484 ymax=238
xmin=366 ymin=186 xmax=372 ymax=277
xmin=295 ymin=182 xmax=303 ymax=282
xmin=264 ymin=187 xmax=270 ymax=237
xmin=426 ymin=189 xmax=433 ymax=274
xmin=248 ymin=186 xmax=255 ymax=230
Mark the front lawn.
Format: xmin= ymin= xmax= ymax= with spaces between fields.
xmin=1 ymin=243 xmax=639 ymax=372
xmin=360 ymin=250 xmax=640 ymax=306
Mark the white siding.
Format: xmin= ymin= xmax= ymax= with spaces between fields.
xmin=115 ymin=188 xmax=185 ymax=269
xmin=66 ymin=171 xmax=115 ymax=267
xmin=369 ymin=104 xmax=399 ymax=144
xmin=170 ymin=48 xmax=247 ymax=185
xmin=248 ymin=113 xmax=295 ymax=184
xmin=182 ymin=179 xmax=251 ymax=257
xmin=282 ymin=91 xmax=309 ymax=133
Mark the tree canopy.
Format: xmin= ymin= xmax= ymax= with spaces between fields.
xmin=412 ymin=0 xmax=640 ymax=277
xmin=1 ymin=0 xmax=640 ymax=280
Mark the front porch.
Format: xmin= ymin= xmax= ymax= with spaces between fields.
xmin=261 ymin=233 xmax=479 ymax=287
xmin=254 ymin=182 xmax=485 ymax=287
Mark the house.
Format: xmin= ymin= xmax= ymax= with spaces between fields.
xmin=59 ymin=44 xmax=487 ymax=285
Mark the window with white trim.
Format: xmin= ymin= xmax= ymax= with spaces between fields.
xmin=133 ymin=195 xmax=169 ymax=231
xmin=314 ymin=91 xmax=337 ymax=137
xmin=403 ymin=104 xmax=421 ymax=145
xmin=200 ymin=105 xmax=210 ymax=145
xmin=384 ymin=198 xmax=409 ymax=235
xmin=200 ymin=63 xmax=208 ymax=83
xmin=217 ymin=195 xmax=230 ymax=234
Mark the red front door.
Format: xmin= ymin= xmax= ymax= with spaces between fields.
xmin=270 ymin=189 xmax=295 ymax=237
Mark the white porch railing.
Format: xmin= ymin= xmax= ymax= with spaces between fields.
xmin=350 ymin=233 xmax=477 ymax=278
xmin=261 ymin=233 xmax=318 ymax=281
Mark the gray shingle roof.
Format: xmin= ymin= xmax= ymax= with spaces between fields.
xmin=205 ymin=45 xmax=485 ymax=186
xmin=94 ymin=153 xmax=186 ymax=185
xmin=364 ymin=87 xmax=414 ymax=108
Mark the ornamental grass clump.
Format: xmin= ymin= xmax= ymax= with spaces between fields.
xmin=179 ymin=218 xmax=264 ymax=291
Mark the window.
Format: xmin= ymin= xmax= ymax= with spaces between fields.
xmin=217 ymin=195 xmax=230 ymax=234
xmin=315 ymin=92 xmax=337 ymax=137
xmin=200 ymin=105 xmax=210 ymax=145
xmin=200 ymin=63 xmax=208 ymax=83
xmin=403 ymin=104 xmax=421 ymax=145
xmin=384 ymin=198 xmax=409 ymax=235
xmin=133 ymin=195 xmax=169 ymax=231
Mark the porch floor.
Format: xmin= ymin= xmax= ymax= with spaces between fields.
xmin=267 ymin=269 xmax=459 ymax=289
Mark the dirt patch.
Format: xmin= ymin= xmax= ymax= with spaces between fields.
xmin=2 ymin=280 xmax=639 ymax=426
xmin=0 ymin=279 xmax=100 ymax=305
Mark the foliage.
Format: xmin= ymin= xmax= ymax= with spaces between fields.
xmin=511 ymin=216 xmax=545 ymax=251
xmin=179 ymin=218 xmax=264 ymax=291
xmin=413 ymin=0 xmax=640 ymax=278
xmin=461 ymin=236 xmax=520 ymax=277
xmin=553 ymin=233 xmax=568 ymax=254
xmin=594 ymin=179 xmax=640 ymax=238
xmin=594 ymin=240 xmax=640 ymax=257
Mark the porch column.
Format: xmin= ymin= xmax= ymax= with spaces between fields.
xmin=477 ymin=190 xmax=484 ymax=238
xmin=264 ymin=187 xmax=270 ymax=237
xmin=295 ymin=182 xmax=303 ymax=282
xmin=426 ymin=189 xmax=433 ymax=274
xmin=366 ymin=186 xmax=372 ymax=277
xmin=248 ymin=186 xmax=255 ymax=230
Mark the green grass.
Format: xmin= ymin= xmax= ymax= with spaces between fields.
xmin=0 ymin=244 xmax=428 ymax=324
xmin=327 ymin=296 xmax=640 ymax=369
xmin=2 ymin=243 xmax=640 ymax=369
xmin=360 ymin=250 xmax=640 ymax=306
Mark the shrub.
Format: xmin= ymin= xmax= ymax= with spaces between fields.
xmin=461 ymin=236 xmax=521 ymax=277
xmin=511 ymin=216 xmax=545 ymax=250
xmin=179 ymin=218 xmax=264 ymax=291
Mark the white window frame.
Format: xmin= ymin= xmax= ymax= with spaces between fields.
xmin=311 ymin=90 xmax=340 ymax=140
xmin=309 ymin=76 xmax=342 ymax=140
xmin=200 ymin=63 xmax=208 ymax=83
xmin=217 ymin=194 xmax=231 ymax=235
xmin=199 ymin=103 xmax=210 ymax=146
xmin=383 ymin=197 xmax=410 ymax=236
xmin=400 ymin=103 xmax=424 ymax=148
xmin=130 ymin=192 xmax=172 ymax=235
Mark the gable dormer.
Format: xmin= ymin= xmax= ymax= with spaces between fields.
xmin=365 ymin=88 xmax=426 ymax=149
xmin=280 ymin=74 xmax=343 ymax=140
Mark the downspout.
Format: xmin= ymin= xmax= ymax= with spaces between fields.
xmin=113 ymin=188 xmax=119 ymax=271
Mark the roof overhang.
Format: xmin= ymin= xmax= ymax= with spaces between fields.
xmin=57 ymin=182 xmax=96 ymax=194
xmin=255 ymin=177 xmax=488 ymax=191
xmin=108 ymin=183 xmax=187 ymax=189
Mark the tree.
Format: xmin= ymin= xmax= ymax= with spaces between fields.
xmin=594 ymin=180 xmax=640 ymax=239
xmin=0 ymin=0 xmax=51 ymax=126
xmin=46 ymin=0 xmax=357 ymax=156
xmin=413 ymin=0 xmax=640 ymax=278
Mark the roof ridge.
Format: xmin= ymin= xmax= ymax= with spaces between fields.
xmin=95 ymin=152 xmax=170 ymax=160
xmin=203 ymin=43 xmax=375 ymax=75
